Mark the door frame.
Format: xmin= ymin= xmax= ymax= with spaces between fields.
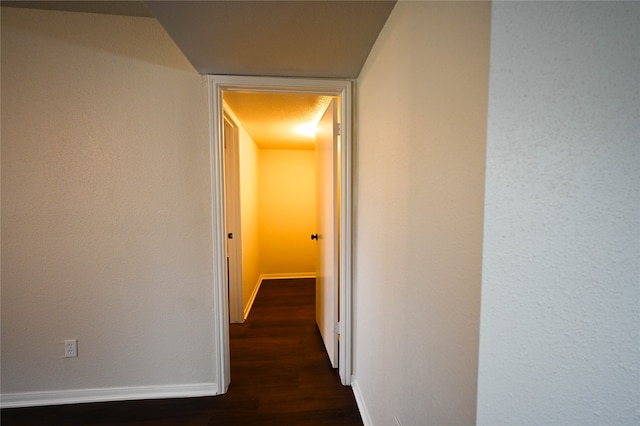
xmin=207 ymin=75 xmax=354 ymax=391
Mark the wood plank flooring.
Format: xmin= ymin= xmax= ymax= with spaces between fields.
xmin=1 ymin=278 xmax=363 ymax=425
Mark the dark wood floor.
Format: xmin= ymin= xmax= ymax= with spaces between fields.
xmin=1 ymin=278 xmax=363 ymax=425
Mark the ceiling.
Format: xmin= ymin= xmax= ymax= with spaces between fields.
xmin=2 ymin=0 xmax=396 ymax=149
xmin=145 ymin=0 xmax=396 ymax=78
xmin=224 ymin=92 xmax=334 ymax=150
xmin=4 ymin=0 xmax=396 ymax=78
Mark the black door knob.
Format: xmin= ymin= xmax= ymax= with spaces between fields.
xmin=311 ymin=234 xmax=318 ymax=240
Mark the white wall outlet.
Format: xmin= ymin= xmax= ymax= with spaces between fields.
xmin=64 ymin=339 xmax=78 ymax=358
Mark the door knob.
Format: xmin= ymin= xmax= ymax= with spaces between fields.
xmin=311 ymin=234 xmax=318 ymax=240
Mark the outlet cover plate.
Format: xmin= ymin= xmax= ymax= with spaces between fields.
xmin=64 ymin=339 xmax=78 ymax=357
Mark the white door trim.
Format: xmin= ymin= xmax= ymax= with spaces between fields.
xmin=207 ymin=75 xmax=354 ymax=389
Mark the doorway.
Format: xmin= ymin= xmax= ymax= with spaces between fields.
xmin=208 ymin=75 xmax=353 ymax=392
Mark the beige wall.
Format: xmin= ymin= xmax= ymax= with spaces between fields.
xmin=353 ymin=2 xmax=491 ymax=425
xmin=1 ymin=7 xmax=216 ymax=402
xmin=237 ymin=123 xmax=261 ymax=309
xmin=258 ymin=149 xmax=316 ymax=276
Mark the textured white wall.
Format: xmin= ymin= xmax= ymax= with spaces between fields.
xmin=354 ymin=2 xmax=491 ymax=425
xmin=477 ymin=2 xmax=640 ymax=425
xmin=1 ymin=8 xmax=215 ymax=401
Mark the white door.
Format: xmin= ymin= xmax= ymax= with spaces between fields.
xmin=224 ymin=116 xmax=243 ymax=323
xmin=315 ymin=99 xmax=339 ymax=368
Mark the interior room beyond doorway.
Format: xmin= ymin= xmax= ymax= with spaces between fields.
xmin=222 ymin=91 xmax=336 ymax=323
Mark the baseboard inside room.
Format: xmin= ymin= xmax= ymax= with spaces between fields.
xmin=0 ymin=383 xmax=219 ymax=409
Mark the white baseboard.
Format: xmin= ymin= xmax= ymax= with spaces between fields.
xmin=243 ymin=275 xmax=263 ymax=320
xmin=260 ymin=272 xmax=316 ymax=280
xmin=1 ymin=382 xmax=219 ymax=409
xmin=243 ymin=273 xmax=316 ymax=319
xmin=351 ymin=377 xmax=373 ymax=426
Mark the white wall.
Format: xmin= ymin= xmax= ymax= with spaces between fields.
xmin=354 ymin=2 xmax=491 ymax=425
xmin=477 ymin=2 xmax=640 ymax=425
xmin=1 ymin=8 xmax=216 ymax=405
xmin=237 ymin=121 xmax=261 ymax=309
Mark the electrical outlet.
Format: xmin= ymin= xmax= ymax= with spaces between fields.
xmin=393 ymin=415 xmax=401 ymax=426
xmin=64 ymin=339 xmax=78 ymax=358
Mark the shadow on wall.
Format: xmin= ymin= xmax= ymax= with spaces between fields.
xmin=2 ymin=7 xmax=193 ymax=71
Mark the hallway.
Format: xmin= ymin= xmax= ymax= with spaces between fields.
xmin=1 ymin=279 xmax=362 ymax=425
xmin=224 ymin=278 xmax=361 ymax=424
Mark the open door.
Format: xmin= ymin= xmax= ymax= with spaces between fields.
xmin=315 ymin=99 xmax=339 ymax=368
